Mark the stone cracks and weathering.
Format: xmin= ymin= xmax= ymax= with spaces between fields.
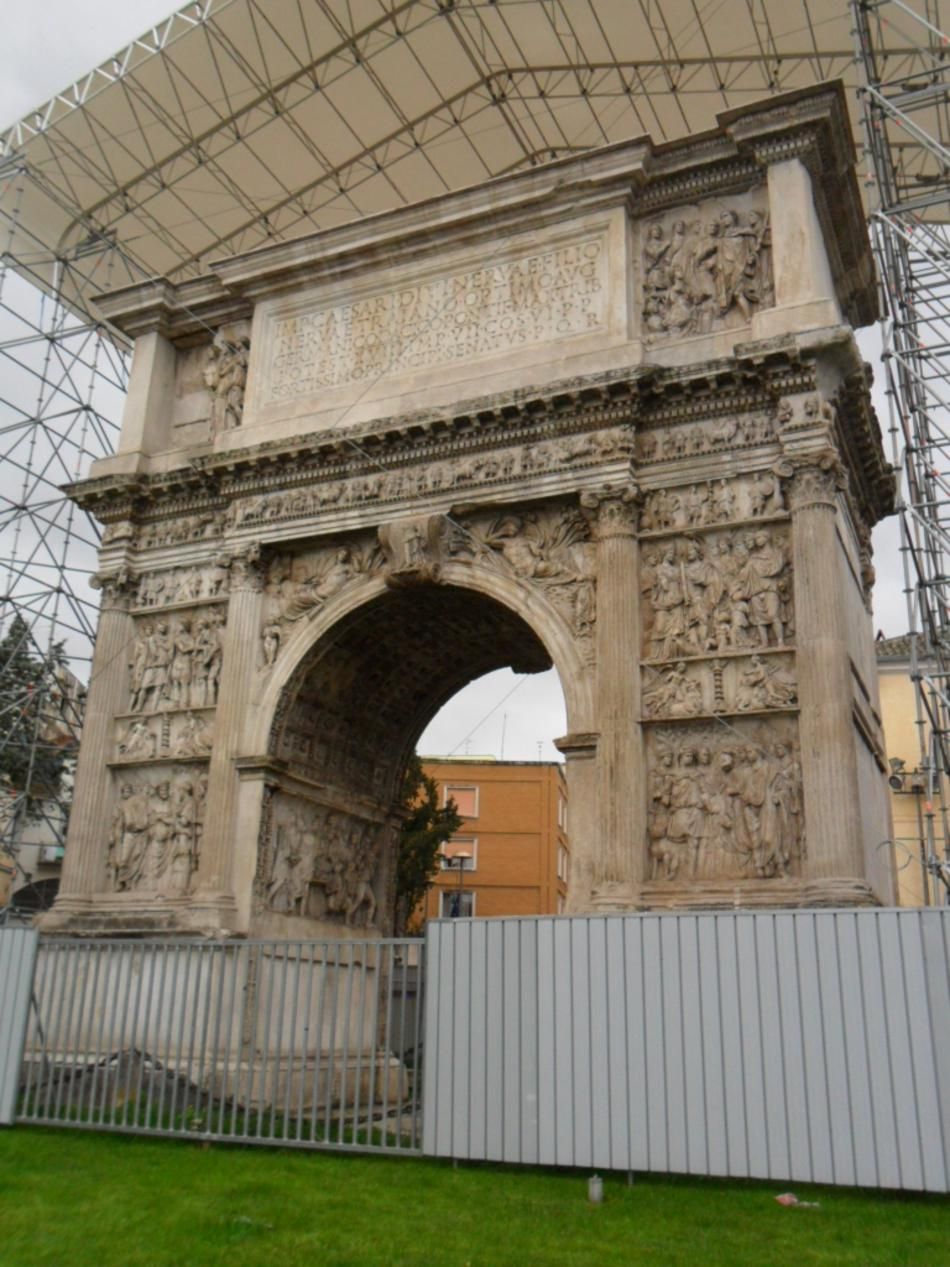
xmin=50 ymin=87 xmax=899 ymax=935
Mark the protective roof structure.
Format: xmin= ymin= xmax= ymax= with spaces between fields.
xmin=1 ymin=0 xmax=946 ymax=316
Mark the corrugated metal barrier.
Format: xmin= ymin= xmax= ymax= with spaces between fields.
xmin=16 ymin=937 xmax=424 ymax=1154
xmin=423 ymin=909 xmax=950 ymax=1192
xmin=0 ymin=927 xmax=38 ymax=1124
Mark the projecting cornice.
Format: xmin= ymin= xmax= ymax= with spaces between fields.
xmin=91 ymin=81 xmax=875 ymax=341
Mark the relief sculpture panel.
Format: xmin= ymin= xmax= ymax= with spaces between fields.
xmin=128 ymin=609 xmax=226 ymax=712
xmin=640 ymin=471 xmax=784 ymax=532
xmin=642 ymin=526 xmax=792 ymax=659
xmin=641 ymin=198 xmax=773 ymax=343
xmin=108 ymin=768 xmax=207 ymax=896
xmin=642 ymin=652 xmax=797 ymax=720
xmin=647 ymin=721 xmax=804 ymax=884
xmin=637 ymin=410 xmax=778 ymax=464
xmin=448 ymin=503 xmax=597 ymax=641
xmin=254 ymin=792 xmax=381 ymax=929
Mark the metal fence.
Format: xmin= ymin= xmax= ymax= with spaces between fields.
xmin=423 ymin=909 xmax=950 ymax=1192
xmin=0 ymin=926 xmax=38 ymax=1124
xmin=16 ymin=937 xmax=424 ymax=1154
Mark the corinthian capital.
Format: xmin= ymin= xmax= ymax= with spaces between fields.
xmin=774 ymin=451 xmax=847 ymax=511
xmin=90 ymin=567 xmax=135 ymax=609
xmin=580 ymin=483 xmax=641 ymax=538
xmin=227 ymin=542 xmax=265 ymax=592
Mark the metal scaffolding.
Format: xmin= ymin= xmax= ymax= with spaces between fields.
xmin=854 ymin=0 xmax=950 ymax=903
xmin=0 ymin=0 xmax=947 ymax=899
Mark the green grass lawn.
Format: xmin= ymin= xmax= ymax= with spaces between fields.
xmin=0 ymin=1126 xmax=946 ymax=1267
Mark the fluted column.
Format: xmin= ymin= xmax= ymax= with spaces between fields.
xmin=781 ymin=453 xmax=874 ymax=905
xmin=554 ymin=731 xmax=598 ymax=912
xmin=580 ymin=485 xmax=645 ymax=910
xmin=45 ymin=572 xmax=134 ymax=919
xmin=190 ymin=546 xmax=263 ymax=929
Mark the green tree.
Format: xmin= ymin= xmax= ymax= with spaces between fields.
xmin=0 ymin=615 xmax=72 ymax=825
xmin=394 ymin=755 xmax=462 ymax=934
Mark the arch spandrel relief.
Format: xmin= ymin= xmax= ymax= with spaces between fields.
xmin=47 ymin=90 xmax=899 ymax=935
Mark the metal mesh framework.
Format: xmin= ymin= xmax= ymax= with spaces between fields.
xmin=0 ymin=1 xmax=946 ymax=885
xmin=853 ymin=0 xmax=950 ymax=904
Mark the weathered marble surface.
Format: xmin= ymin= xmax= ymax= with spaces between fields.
xmin=46 ymin=84 xmax=895 ymax=936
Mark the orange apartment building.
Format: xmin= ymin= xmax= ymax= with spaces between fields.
xmin=420 ymin=758 xmax=569 ymax=920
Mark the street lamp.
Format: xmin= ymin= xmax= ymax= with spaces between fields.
xmin=442 ymin=849 xmax=471 ymax=917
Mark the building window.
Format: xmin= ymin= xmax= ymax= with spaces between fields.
xmin=440 ymin=889 xmax=476 ymax=918
xmin=440 ymin=837 xmax=477 ymax=871
xmin=557 ymin=844 xmax=570 ymax=882
xmin=445 ymin=784 xmax=478 ymax=818
xmin=557 ymin=894 xmax=566 ymax=915
xmin=557 ymin=795 xmax=567 ymax=830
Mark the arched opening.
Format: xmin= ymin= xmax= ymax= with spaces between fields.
xmin=416 ymin=665 xmax=568 ymax=924
xmin=253 ymin=582 xmax=565 ymax=937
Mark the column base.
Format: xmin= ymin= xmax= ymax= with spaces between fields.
xmin=589 ymin=881 xmax=641 ymax=912
xmin=799 ymin=877 xmax=880 ymax=908
xmin=638 ymin=876 xmax=880 ymax=911
xmin=39 ymin=891 xmax=242 ymax=938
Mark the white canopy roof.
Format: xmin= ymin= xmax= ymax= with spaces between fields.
xmin=0 ymin=0 xmax=942 ymax=314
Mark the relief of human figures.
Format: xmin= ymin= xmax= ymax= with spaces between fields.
xmin=640 ymin=473 xmax=783 ymax=532
xmin=134 ymin=562 xmax=229 ymax=608
xmin=263 ymin=542 xmax=381 ymax=636
xmin=647 ymin=725 xmax=804 ymax=884
xmin=128 ymin=610 xmax=225 ymax=713
xmin=642 ymin=652 xmax=797 ymax=719
xmin=450 ymin=506 xmax=596 ymax=637
xmin=637 ymin=410 xmax=777 ymax=464
xmin=261 ymin=797 xmax=380 ymax=928
xmin=642 ymin=206 xmax=772 ymax=341
xmin=642 ymin=528 xmax=792 ymax=659
xmin=108 ymin=773 xmax=204 ymax=896
xmin=203 ymin=330 xmax=250 ymax=435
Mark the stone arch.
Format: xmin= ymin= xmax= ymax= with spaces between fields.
xmin=240 ymin=565 xmax=587 ymax=938
xmin=248 ymin=561 xmax=592 ymax=756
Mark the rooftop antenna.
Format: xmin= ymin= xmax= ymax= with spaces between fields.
xmin=537 ymin=741 xmax=543 ymax=761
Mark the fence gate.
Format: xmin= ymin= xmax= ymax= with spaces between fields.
xmin=16 ymin=937 xmax=424 ymax=1154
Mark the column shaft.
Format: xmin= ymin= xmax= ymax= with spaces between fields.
xmin=786 ymin=459 xmax=872 ymax=902
xmin=56 ymin=578 xmax=133 ymax=900
xmin=582 ymin=487 xmax=645 ymax=909
xmin=192 ymin=556 xmax=262 ymax=918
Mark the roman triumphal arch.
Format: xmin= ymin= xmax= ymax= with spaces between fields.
xmin=45 ymin=84 xmax=898 ymax=938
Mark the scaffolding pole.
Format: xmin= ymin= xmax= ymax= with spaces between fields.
xmin=853 ymin=0 xmax=950 ymax=903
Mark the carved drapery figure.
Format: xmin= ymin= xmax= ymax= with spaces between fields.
xmin=128 ymin=609 xmax=226 ymax=712
xmin=109 ymin=783 xmax=150 ymax=890
xmin=108 ymin=774 xmax=205 ymax=894
xmin=642 ymin=207 xmax=773 ymax=341
xmin=643 ymin=661 xmax=702 ymax=718
xmin=257 ymin=794 xmax=382 ymax=928
xmin=264 ymin=542 xmax=381 ymax=631
xmin=450 ymin=505 xmax=597 ymax=640
xmin=736 ymin=655 xmax=798 ymax=711
xmin=118 ymin=719 xmax=156 ymax=761
xmin=204 ymin=332 xmax=250 ymax=435
xmin=647 ymin=725 xmax=803 ymax=883
xmin=643 ymin=528 xmax=792 ymax=659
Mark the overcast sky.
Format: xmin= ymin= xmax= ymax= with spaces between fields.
xmin=0 ymin=2 xmax=908 ymax=761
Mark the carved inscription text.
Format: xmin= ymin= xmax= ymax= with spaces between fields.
xmin=267 ymin=235 xmax=607 ymax=401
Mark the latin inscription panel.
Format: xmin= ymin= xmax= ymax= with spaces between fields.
xmin=265 ymin=232 xmax=608 ymax=403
